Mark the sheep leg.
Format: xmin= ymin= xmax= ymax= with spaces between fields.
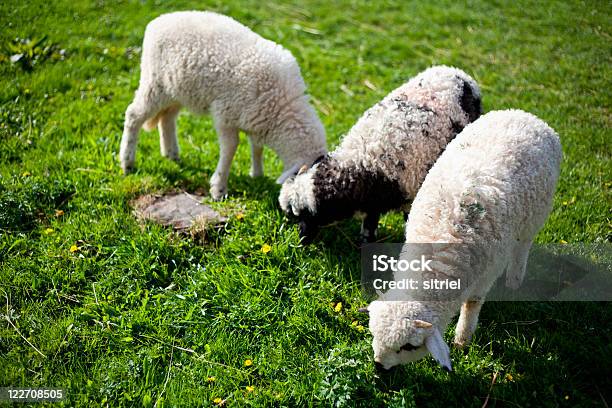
xmin=249 ymin=136 xmax=264 ymax=177
xmin=506 ymin=240 xmax=533 ymax=289
xmin=159 ymin=105 xmax=181 ymax=162
xmin=209 ymin=125 xmax=239 ymax=200
xmin=120 ymin=98 xmax=161 ymax=173
xmin=453 ymin=297 xmax=484 ymax=348
xmin=360 ymin=212 xmax=380 ymax=243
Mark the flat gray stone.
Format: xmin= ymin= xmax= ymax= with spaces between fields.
xmin=133 ymin=192 xmax=226 ymax=231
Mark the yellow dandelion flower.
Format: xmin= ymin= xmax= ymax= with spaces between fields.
xmin=334 ymin=302 xmax=343 ymax=313
xmin=55 ymin=209 xmax=64 ymax=216
xmin=22 ymin=171 xmax=31 ymax=177
xmin=351 ymin=320 xmax=358 ymax=326
xmin=213 ymin=397 xmax=224 ymax=405
xmin=560 ymin=240 xmax=568 ymax=244
xmin=261 ymin=244 xmax=272 ymax=254
xmin=246 ymin=386 xmax=254 ymax=392
xmin=505 ymin=373 xmax=514 ymax=382
xmin=206 ymin=376 xmax=216 ymax=383
xmin=244 ymin=359 xmax=253 ymax=367
xmin=44 ymin=228 xmax=54 ymax=235
xmin=235 ymin=212 xmax=245 ymax=221
xmin=356 ymin=325 xmax=365 ymax=332
xmin=69 ymin=244 xmax=79 ymax=253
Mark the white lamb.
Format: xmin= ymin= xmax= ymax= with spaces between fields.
xmin=364 ymin=109 xmax=562 ymax=370
xmin=119 ymin=11 xmax=327 ymax=200
xmin=279 ymin=66 xmax=481 ymax=243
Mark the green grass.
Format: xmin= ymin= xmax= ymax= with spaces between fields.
xmin=0 ymin=0 xmax=610 ymax=406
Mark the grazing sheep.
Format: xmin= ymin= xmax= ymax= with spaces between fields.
xmin=119 ymin=11 xmax=327 ymax=200
xmin=279 ymin=66 xmax=481 ymax=243
xmin=364 ymin=109 xmax=562 ymax=370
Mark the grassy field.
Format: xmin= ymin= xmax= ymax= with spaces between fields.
xmin=0 ymin=0 xmax=610 ymax=406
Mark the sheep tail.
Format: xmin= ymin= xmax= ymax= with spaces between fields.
xmin=142 ymin=111 xmax=163 ymax=131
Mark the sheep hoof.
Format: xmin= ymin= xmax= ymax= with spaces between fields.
xmin=210 ymin=194 xmax=227 ymax=201
xmin=161 ymin=149 xmax=180 ymax=162
xmin=210 ymin=186 xmax=228 ymax=201
xmin=453 ymin=338 xmax=469 ymax=349
xmin=165 ymin=153 xmax=180 ymax=162
xmin=121 ymin=164 xmax=135 ymax=175
xmin=360 ymin=233 xmax=377 ymax=244
xmin=250 ymin=169 xmax=264 ymax=178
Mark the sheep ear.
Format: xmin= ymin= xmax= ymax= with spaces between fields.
xmin=425 ymin=328 xmax=452 ymax=372
xmin=413 ymin=319 xmax=433 ymax=329
xmin=277 ymin=163 xmax=302 ymax=184
xmin=297 ymin=164 xmax=309 ymax=175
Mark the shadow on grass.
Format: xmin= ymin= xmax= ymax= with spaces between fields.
xmin=157 ymin=162 xmax=280 ymax=201
xmin=307 ymin=218 xmax=405 ymax=284
xmin=370 ymin=301 xmax=611 ymax=406
xmin=230 ymin=173 xmax=280 ymax=201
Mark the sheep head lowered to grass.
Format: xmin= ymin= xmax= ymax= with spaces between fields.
xmin=362 ymin=110 xmax=562 ymax=371
xmin=119 ymin=11 xmax=327 ymax=200
xmin=363 ymin=300 xmax=452 ymax=371
xmin=279 ymin=66 xmax=482 ymax=244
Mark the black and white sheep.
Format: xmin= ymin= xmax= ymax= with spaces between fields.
xmin=279 ymin=66 xmax=481 ymax=243
xmin=119 ymin=11 xmax=327 ymax=200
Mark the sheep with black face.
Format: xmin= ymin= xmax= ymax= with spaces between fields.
xmin=279 ymin=66 xmax=482 ymax=243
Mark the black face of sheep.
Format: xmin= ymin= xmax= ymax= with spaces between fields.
xmin=289 ymin=205 xmax=346 ymax=244
xmin=279 ymin=193 xmax=321 ymax=244
xmin=298 ymin=218 xmax=319 ymax=244
xmin=284 ymin=203 xmax=348 ymax=244
xmin=296 ymin=197 xmax=357 ymax=243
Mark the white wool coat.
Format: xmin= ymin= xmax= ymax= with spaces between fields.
xmin=367 ymin=109 xmax=562 ymax=370
xmin=120 ymin=11 xmax=326 ymax=193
